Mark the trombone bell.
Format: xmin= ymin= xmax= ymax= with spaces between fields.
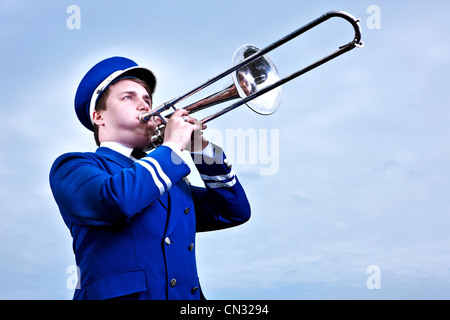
xmin=232 ymin=45 xmax=281 ymax=115
xmin=181 ymin=45 xmax=281 ymax=117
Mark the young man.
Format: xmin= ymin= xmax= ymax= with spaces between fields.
xmin=49 ymin=56 xmax=251 ymax=300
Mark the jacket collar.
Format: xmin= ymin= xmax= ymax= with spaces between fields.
xmin=100 ymin=141 xmax=134 ymax=158
xmin=95 ymin=146 xmax=134 ymax=167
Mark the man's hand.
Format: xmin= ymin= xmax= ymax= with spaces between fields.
xmin=163 ymin=109 xmax=208 ymax=152
xmin=186 ymin=120 xmax=209 ymax=152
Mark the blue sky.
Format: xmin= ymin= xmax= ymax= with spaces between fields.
xmin=1 ymin=0 xmax=449 ymax=299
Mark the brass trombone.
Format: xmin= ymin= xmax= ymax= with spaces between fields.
xmin=140 ymin=10 xmax=363 ymax=150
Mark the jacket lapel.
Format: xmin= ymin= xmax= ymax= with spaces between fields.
xmin=158 ymin=191 xmax=170 ymax=211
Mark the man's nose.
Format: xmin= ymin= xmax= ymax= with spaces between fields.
xmin=138 ymin=100 xmax=150 ymax=111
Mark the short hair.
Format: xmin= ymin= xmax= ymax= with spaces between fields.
xmin=93 ymin=77 xmax=153 ymax=146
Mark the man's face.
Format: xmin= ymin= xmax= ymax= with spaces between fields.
xmin=95 ymin=79 xmax=160 ymax=149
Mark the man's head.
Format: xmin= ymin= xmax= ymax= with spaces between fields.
xmin=93 ymin=77 xmax=157 ymax=148
xmin=74 ymin=57 xmax=158 ymax=148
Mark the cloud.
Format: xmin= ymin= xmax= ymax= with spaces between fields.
xmin=1 ymin=0 xmax=450 ymax=300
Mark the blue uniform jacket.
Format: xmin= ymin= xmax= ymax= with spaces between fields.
xmin=49 ymin=145 xmax=250 ymax=300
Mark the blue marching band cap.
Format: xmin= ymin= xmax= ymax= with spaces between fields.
xmin=75 ymin=56 xmax=157 ymax=131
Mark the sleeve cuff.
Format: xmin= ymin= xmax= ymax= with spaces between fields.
xmin=162 ymin=142 xmax=185 ymax=159
xmin=190 ymin=141 xmax=215 ymax=158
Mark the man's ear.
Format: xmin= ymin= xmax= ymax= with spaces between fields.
xmin=93 ymin=110 xmax=104 ymax=126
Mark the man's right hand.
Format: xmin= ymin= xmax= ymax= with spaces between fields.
xmin=163 ymin=109 xmax=205 ymax=152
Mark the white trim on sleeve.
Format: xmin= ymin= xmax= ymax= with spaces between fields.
xmin=141 ymin=158 xmax=173 ymax=190
xmin=204 ymin=177 xmax=237 ymax=189
xmin=200 ymin=170 xmax=235 ymax=182
xmin=135 ymin=160 xmax=166 ymax=196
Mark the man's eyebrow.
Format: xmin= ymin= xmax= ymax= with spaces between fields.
xmin=121 ymin=91 xmax=151 ymax=100
xmin=121 ymin=90 xmax=138 ymax=95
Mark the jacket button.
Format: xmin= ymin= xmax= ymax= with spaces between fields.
xmin=184 ymin=207 xmax=190 ymax=215
xmin=165 ymin=237 xmax=171 ymax=245
xmin=191 ymin=287 xmax=199 ymax=294
xmin=170 ymin=278 xmax=177 ymax=287
xmin=188 ymin=243 xmax=194 ymax=251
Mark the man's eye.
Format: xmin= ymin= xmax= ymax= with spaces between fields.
xmin=123 ymin=96 xmax=132 ymax=100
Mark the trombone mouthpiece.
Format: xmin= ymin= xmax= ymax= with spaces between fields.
xmin=139 ymin=112 xmax=151 ymax=123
